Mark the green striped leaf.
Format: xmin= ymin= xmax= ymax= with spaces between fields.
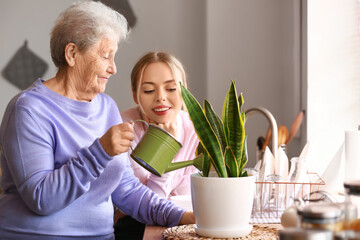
xmin=222 ymin=91 xmax=229 ymax=145
xmin=239 ymin=93 xmax=245 ymax=123
xmin=196 ymin=142 xmax=211 ymax=177
xmin=204 ymin=100 xmax=226 ymax=153
xmin=223 ymin=81 xmax=245 ymax=166
xmin=224 ymin=147 xmax=239 ymax=177
xmin=181 ymin=85 xmax=227 ymax=177
xmin=238 ymin=92 xmax=244 ymax=109
xmin=240 ymin=135 xmax=248 ymax=170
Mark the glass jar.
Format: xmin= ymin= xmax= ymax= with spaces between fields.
xmin=297 ymin=203 xmax=345 ymax=233
xmin=279 ymin=228 xmax=333 ymax=240
xmin=344 ymin=180 xmax=360 ymax=230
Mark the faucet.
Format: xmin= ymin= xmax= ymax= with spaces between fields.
xmin=245 ymin=107 xmax=278 ymax=161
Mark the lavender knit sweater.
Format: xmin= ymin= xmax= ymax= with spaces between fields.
xmin=0 ymin=79 xmax=184 ymax=239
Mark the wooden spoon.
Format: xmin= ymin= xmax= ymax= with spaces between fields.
xmin=278 ymin=125 xmax=289 ymax=147
xmin=285 ymin=110 xmax=305 ymax=144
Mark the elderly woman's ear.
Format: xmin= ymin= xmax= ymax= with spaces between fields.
xmin=64 ymin=43 xmax=78 ymax=67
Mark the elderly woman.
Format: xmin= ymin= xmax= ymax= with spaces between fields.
xmin=0 ymin=1 xmax=194 ymax=239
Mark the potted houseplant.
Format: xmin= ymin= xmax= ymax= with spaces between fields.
xmin=180 ymin=80 xmax=256 ymax=238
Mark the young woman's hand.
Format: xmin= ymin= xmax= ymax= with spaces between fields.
xmin=99 ymin=122 xmax=134 ymax=156
xmin=179 ymin=211 xmax=195 ymax=225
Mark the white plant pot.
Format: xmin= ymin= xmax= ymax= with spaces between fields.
xmin=191 ymin=172 xmax=256 ymax=238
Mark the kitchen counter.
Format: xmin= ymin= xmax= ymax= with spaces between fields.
xmin=143 ymin=223 xmax=283 ymax=239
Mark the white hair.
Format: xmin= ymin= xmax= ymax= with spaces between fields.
xmin=50 ymin=0 xmax=129 ymax=68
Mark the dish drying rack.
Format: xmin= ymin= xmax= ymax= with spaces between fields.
xmin=250 ymin=172 xmax=325 ymax=224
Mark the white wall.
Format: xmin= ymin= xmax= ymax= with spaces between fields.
xmin=0 ymin=0 xmax=302 ymax=167
xmin=306 ymin=0 xmax=360 ymax=191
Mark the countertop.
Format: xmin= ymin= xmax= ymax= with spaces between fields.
xmin=143 ymin=223 xmax=283 ymax=240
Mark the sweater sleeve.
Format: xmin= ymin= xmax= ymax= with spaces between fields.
xmin=111 ymin=160 xmax=185 ymax=227
xmin=2 ymin=106 xmax=112 ymax=215
xmin=146 ymin=171 xmax=176 ymax=198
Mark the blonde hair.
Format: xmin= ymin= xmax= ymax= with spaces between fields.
xmin=131 ymin=52 xmax=188 ymax=102
xmin=50 ymin=1 xmax=129 ymax=68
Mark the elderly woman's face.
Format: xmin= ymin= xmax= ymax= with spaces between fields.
xmin=74 ymin=37 xmax=118 ymax=96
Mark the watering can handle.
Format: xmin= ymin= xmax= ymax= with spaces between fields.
xmin=131 ymin=119 xmax=149 ymax=129
xmin=129 ymin=119 xmax=149 ymax=152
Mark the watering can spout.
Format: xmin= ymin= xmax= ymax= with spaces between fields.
xmin=131 ymin=152 xmax=204 ymax=177
xmin=164 ymin=153 xmax=204 ymax=174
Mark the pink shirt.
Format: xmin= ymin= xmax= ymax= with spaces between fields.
xmin=121 ymin=106 xmax=199 ymax=198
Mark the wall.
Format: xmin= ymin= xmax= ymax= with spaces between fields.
xmin=0 ymin=0 xmax=68 ymax=116
xmin=0 ymin=0 xmax=206 ymax=113
xmin=306 ymin=0 xmax=360 ymax=191
xmin=207 ymin=0 xmax=302 ymax=167
xmin=109 ymin=0 xmax=207 ymax=112
xmin=0 ymin=0 xmax=301 ymax=167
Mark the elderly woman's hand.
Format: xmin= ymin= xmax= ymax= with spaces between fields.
xmin=99 ymin=122 xmax=134 ymax=156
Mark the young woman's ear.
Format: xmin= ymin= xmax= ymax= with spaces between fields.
xmin=132 ymin=91 xmax=139 ymax=104
xmin=64 ymin=43 xmax=77 ymax=67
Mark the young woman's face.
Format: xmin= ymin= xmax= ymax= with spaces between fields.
xmin=135 ymin=62 xmax=182 ymax=124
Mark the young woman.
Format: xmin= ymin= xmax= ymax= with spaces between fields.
xmin=121 ymin=52 xmax=199 ymax=198
xmin=114 ymin=52 xmax=199 ymax=239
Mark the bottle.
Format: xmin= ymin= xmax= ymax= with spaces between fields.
xmin=288 ymin=157 xmax=307 ymax=182
xmin=286 ymin=157 xmax=309 ymax=206
xmin=264 ymin=174 xmax=282 ymax=210
xmin=280 ymin=144 xmax=287 ymax=155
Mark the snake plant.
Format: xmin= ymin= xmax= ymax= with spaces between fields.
xmin=181 ymin=80 xmax=248 ymax=178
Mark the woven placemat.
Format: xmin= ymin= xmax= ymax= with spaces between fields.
xmin=162 ymin=224 xmax=279 ymax=240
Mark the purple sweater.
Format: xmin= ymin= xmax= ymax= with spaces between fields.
xmin=0 ymin=79 xmax=184 ymax=238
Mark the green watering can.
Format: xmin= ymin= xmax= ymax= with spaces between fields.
xmin=130 ymin=120 xmax=204 ymax=177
